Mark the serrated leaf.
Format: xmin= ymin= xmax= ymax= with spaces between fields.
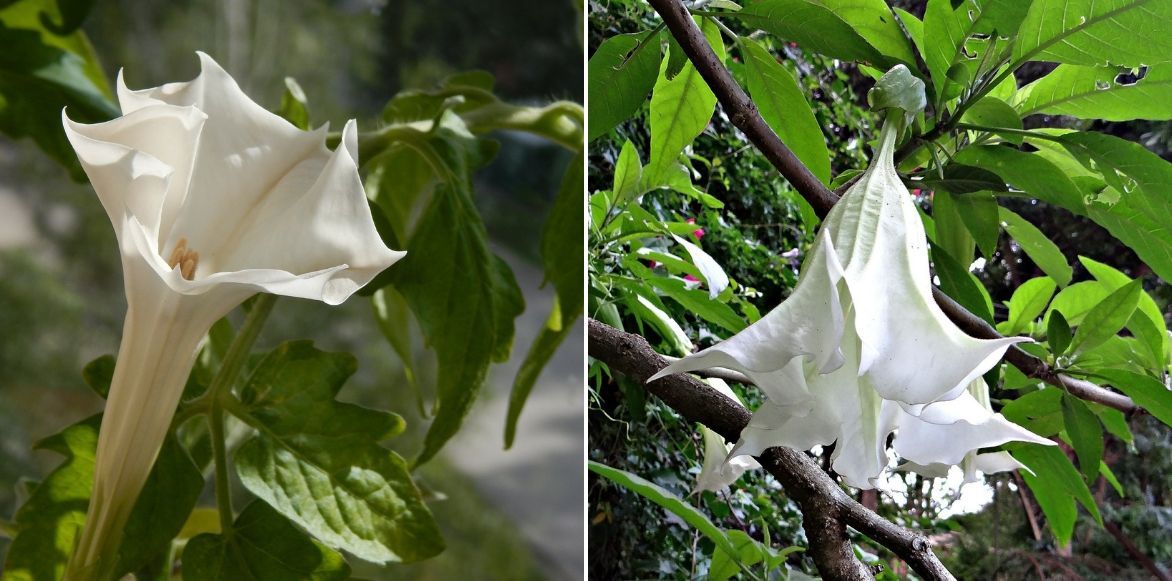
xmin=1068 ymin=279 xmax=1141 ymax=355
xmin=1016 ymin=65 xmax=1172 ymax=121
xmin=588 ymin=461 xmax=738 ymax=559
xmin=588 ymin=33 xmax=662 ymax=141
xmin=740 ymin=38 xmax=830 ymax=184
xmin=183 ymin=501 xmax=350 ymax=581
xmin=232 ymin=342 xmax=441 ymax=564
xmin=645 ymin=16 xmax=722 ymax=187
xmin=998 ymin=207 xmax=1073 ymax=287
xmin=2 ymin=416 xmax=201 ymax=581
xmin=1006 ymin=276 xmax=1058 ymax=336
xmin=1061 ymin=393 xmax=1104 ymax=483
xmin=735 ymin=0 xmax=914 ymax=70
xmin=1011 ymin=443 xmax=1102 ymax=546
xmin=1013 ymin=0 xmax=1172 ymax=68
xmin=504 ymin=152 xmax=584 ymax=447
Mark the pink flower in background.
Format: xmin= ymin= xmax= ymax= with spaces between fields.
xmin=686 ymin=218 xmax=705 ymax=239
xmin=683 ymin=274 xmax=700 ymax=283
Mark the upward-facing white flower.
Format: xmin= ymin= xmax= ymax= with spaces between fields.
xmin=62 ymin=52 xmax=402 ymax=578
xmin=650 ymin=69 xmax=1044 ymax=488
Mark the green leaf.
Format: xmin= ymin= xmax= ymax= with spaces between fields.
xmin=367 ymin=113 xmax=523 ymax=466
xmin=921 ymin=164 xmax=1009 ymax=195
xmin=1056 ymin=131 xmax=1172 ymax=283
xmin=279 ymin=77 xmax=310 ymax=130
xmin=932 ymin=190 xmax=976 ymax=266
xmin=1047 ymin=310 xmax=1073 ymax=356
xmin=612 ymin=140 xmax=643 ymax=207
xmin=923 ymin=0 xmax=1029 ymax=101
xmin=1045 ymin=281 xmax=1111 ymax=327
xmin=3 ymin=416 xmax=202 ymax=581
xmin=621 ymin=285 xmax=692 ymax=356
xmin=1079 ymin=256 xmax=1167 ymax=369
xmin=1001 ymin=388 xmax=1064 ymax=436
xmin=183 ymin=501 xmax=350 ymax=581
xmin=930 ymin=242 xmax=994 ymax=324
xmin=735 ymin=0 xmax=914 ymax=70
xmin=1005 ymin=276 xmax=1057 ymax=336
xmin=1061 ymin=393 xmax=1104 ymax=483
xmin=1013 ymin=0 xmax=1172 ymax=68
xmin=1095 ymin=370 xmax=1172 ymax=429
xmin=954 ymin=145 xmax=1087 ymax=212
xmin=232 ymin=341 xmax=442 ymax=564
xmin=371 ymin=287 xmax=421 ymax=412
xmin=0 ymin=0 xmax=119 ymax=180
xmin=504 ymin=152 xmax=584 ymax=447
xmin=998 ymin=208 xmax=1073 ymax=287
xmin=740 ymin=38 xmax=831 ymax=184
xmin=1015 ymin=65 xmax=1172 ymax=121
xmin=587 ymin=461 xmax=738 ymax=559
xmin=587 ymin=33 xmax=662 ymax=141
xmin=1068 ymin=279 xmax=1141 ymax=355
xmin=645 ymin=16 xmax=723 ymax=186
xmin=1011 ymin=443 xmax=1102 ymax=546
xmin=960 ymin=97 xmax=1023 ymax=144
xmin=644 ymin=274 xmax=746 ymax=335
xmin=709 ymin=530 xmax=771 ymax=581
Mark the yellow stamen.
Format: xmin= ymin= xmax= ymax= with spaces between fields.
xmin=167 ymin=238 xmax=199 ymax=280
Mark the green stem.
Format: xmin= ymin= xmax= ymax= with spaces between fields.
xmin=203 ymin=294 xmax=277 ymax=536
xmin=954 ymin=123 xmax=1062 ymax=141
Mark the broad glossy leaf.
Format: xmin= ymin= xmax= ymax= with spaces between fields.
xmin=1002 ymin=388 xmax=1064 ymax=436
xmin=1005 ymin=276 xmax=1057 ymax=336
xmin=923 ymin=0 xmax=1029 ymax=101
xmin=183 ymin=501 xmax=350 ymax=581
xmin=645 ymin=17 xmax=722 ymax=186
xmin=1048 ymin=310 xmax=1073 ymax=355
xmin=954 ymin=145 xmax=1087 ymax=212
xmin=951 ymin=191 xmax=1001 ymax=259
xmin=1056 ymin=131 xmax=1172 ymax=282
xmin=961 ymin=97 xmax=1023 ymax=143
xmin=587 ymin=33 xmax=661 ymax=141
xmin=736 ymin=0 xmax=912 ymax=70
xmin=622 ymin=284 xmax=692 ymax=356
xmin=1061 ymin=393 xmax=1104 ymax=483
xmin=930 ymin=242 xmax=994 ymax=324
xmin=612 ymin=140 xmax=643 ymax=207
xmin=1079 ymin=256 xmax=1167 ymax=368
xmin=932 ymin=190 xmax=976 ymax=266
xmin=998 ymin=208 xmax=1073 ymax=287
xmin=588 ymin=461 xmax=738 ymax=559
xmin=1011 ymin=443 xmax=1102 ymax=546
xmin=671 ymin=234 xmax=729 ymax=299
xmin=1068 ymin=279 xmax=1141 ymax=355
xmin=1013 ymin=0 xmax=1172 ymax=68
xmin=2 ymin=416 xmax=201 ymax=581
xmin=1016 ymin=65 xmax=1172 ymax=121
xmin=740 ymin=38 xmax=830 ymax=184
xmin=233 ymin=342 xmax=441 ymax=564
xmin=920 ymin=164 xmax=1009 ymax=195
xmin=1096 ymin=370 xmax=1172 ymax=429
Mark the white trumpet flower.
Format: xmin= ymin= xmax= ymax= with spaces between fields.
xmin=649 ymin=110 xmax=1040 ymax=489
xmin=693 ymin=378 xmax=759 ymax=494
xmin=62 ymin=52 xmax=402 ymax=578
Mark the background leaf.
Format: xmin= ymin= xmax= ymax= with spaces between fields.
xmin=1013 ymin=0 xmax=1172 ymax=68
xmin=588 ymin=33 xmax=661 ymax=141
xmin=1015 ymin=65 xmax=1172 ymax=121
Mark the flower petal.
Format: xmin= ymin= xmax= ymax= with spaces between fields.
xmin=893 ymin=393 xmax=1055 ymax=467
xmin=648 ymin=228 xmax=847 ymax=399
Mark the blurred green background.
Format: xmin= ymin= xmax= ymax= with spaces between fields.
xmin=0 ymin=0 xmax=584 ymax=578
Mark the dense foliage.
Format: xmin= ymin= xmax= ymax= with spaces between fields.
xmin=587 ymin=0 xmax=1172 ymax=578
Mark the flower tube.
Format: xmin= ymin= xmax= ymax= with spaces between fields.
xmin=62 ymin=53 xmax=403 ymax=579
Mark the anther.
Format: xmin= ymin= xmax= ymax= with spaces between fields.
xmin=167 ymin=238 xmax=199 ymax=280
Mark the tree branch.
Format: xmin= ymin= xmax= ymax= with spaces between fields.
xmin=590 ymin=319 xmax=955 ymax=581
xmin=643 ymin=0 xmax=1138 ymax=416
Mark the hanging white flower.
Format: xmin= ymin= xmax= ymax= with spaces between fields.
xmin=62 ymin=52 xmax=403 ymax=578
xmin=650 ymin=66 xmax=1047 ymax=489
xmin=693 ymin=378 xmax=759 ymax=494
